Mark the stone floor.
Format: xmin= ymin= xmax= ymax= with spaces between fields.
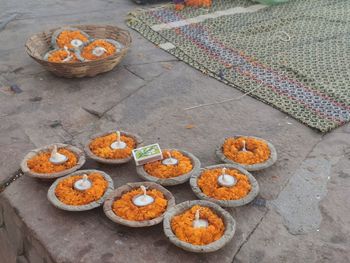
xmin=0 ymin=0 xmax=349 ymax=262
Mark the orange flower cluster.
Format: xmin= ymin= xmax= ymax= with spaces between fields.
xmin=223 ymin=137 xmax=270 ymax=165
xmin=171 ymin=205 xmax=224 ymax=245
xmin=55 ymin=172 xmax=108 ymax=206
xmin=143 ymin=150 xmax=193 ymax=178
xmin=56 ymin=30 xmax=89 ymax=49
xmin=175 ymin=0 xmax=212 ymax=11
xmin=198 ymin=168 xmax=251 ymax=200
xmin=81 ymin=40 xmax=116 ymax=61
xmin=27 ymin=148 xmax=77 ymax=174
xmin=89 ymin=133 xmax=136 ymax=159
xmin=113 ymin=188 xmax=168 ymax=221
xmin=47 ymin=49 xmax=79 ymax=63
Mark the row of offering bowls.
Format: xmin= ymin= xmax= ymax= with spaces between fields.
xmin=19 ymin=130 xmax=277 ymax=253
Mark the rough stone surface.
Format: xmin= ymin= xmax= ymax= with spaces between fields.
xmin=0 ymin=0 xmax=349 ymax=262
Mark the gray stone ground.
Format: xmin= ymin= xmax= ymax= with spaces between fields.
xmin=0 ymin=0 xmax=349 ymax=262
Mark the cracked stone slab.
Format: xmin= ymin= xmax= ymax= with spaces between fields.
xmin=125 ymin=61 xmax=178 ymax=81
xmin=269 ymin=129 xmax=350 ymax=236
xmin=270 ymin=157 xmax=332 ymax=234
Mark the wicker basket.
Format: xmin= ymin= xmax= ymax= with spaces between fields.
xmin=163 ymin=200 xmax=236 ymax=253
xmin=103 ymin=182 xmax=175 ymax=227
xmin=216 ymin=135 xmax=277 ymax=171
xmin=84 ymin=130 xmax=143 ymax=164
xmin=136 ymin=149 xmax=201 ymax=186
xmin=47 ymin=169 xmax=114 ymax=212
xmin=20 ymin=143 xmax=86 ymax=180
xmin=25 ymin=25 xmax=131 ymax=78
xmin=190 ymin=164 xmax=259 ymax=207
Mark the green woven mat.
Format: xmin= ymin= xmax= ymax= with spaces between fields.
xmin=127 ymin=0 xmax=350 ymax=132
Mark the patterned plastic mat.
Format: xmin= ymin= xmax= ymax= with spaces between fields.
xmin=127 ymin=0 xmax=350 ymax=132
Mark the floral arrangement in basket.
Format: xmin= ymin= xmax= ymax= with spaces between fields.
xmin=143 ymin=150 xmax=193 ymax=179
xmin=44 ymin=27 xmax=123 ymax=63
xmin=171 ymin=205 xmax=224 ymax=245
xmin=216 ymin=135 xmax=277 ymax=171
xmin=112 ymin=185 xmax=168 ymax=221
xmin=55 ymin=172 xmax=108 ymax=206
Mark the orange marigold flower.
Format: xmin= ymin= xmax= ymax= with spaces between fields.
xmin=182 ymin=0 xmax=212 ymax=8
xmin=198 ymin=168 xmax=251 ymax=200
xmin=113 ymin=188 xmax=168 ymax=221
xmin=171 ymin=205 xmax=224 ymax=245
xmin=175 ymin=4 xmax=185 ymax=10
xmin=27 ymin=148 xmax=78 ymax=174
xmin=47 ymin=49 xmax=79 ymax=63
xmin=81 ymin=40 xmax=116 ymax=61
xmin=56 ymin=30 xmax=89 ymax=49
xmin=222 ymin=137 xmax=270 ymax=165
xmin=143 ymin=150 xmax=193 ymax=178
xmin=89 ymin=133 xmax=136 ymax=159
xmin=55 ymin=173 xmax=108 ymax=206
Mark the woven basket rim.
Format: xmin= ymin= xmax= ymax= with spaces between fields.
xmin=47 ymin=169 xmax=114 ymax=211
xmin=190 ymin=164 xmax=259 ymax=207
xmin=25 ymin=24 xmax=131 ymax=78
xmin=25 ymin=24 xmax=131 ymax=63
xmin=136 ymin=149 xmax=201 ymax=186
xmin=103 ymin=181 xmax=176 ymax=227
xmin=163 ymin=200 xmax=236 ymax=253
xmin=216 ymin=135 xmax=277 ymax=171
xmin=84 ymin=130 xmax=143 ymax=164
xmin=20 ymin=143 xmax=86 ymax=179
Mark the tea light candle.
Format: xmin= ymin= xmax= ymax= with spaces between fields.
xmin=110 ymin=131 xmax=127 ymax=150
xmin=92 ymin=46 xmax=107 ymax=57
xmin=241 ymin=140 xmax=248 ymax=152
xmin=162 ymin=151 xmax=178 ymax=165
xmin=49 ymin=145 xmax=68 ymax=165
xmin=74 ymin=174 xmax=92 ymax=191
xmin=193 ymin=210 xmax=208 ymax=228
xmin=70 ymin=39 xmax=83 ymax=48
xmin=218 ymin=168 xmax=237 ymax=187
xmin=132 ymin=185 xmax=154 ymax=207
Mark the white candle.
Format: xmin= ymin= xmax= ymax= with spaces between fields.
xmin=49 ymin=145 xmax=68 ymax=165
xmin=62 ymin=46 xmax=73 ymax=62
xmin=193 ymin=210 xmax=208 ymax=228
xmin=241 ymin=140 xmax=248 ymax=152
xmin=162 ymin=151 xmax=178 ymax=165
xmin=132 ymin=185 xmax=154 ymax=207
xmin=92 ymin=46 xmax=107 ymax=57
xmin=110 ymin=131 xmax=127 ymax=149
xmin=70 ymin=39 xmax=83 ymax=48
xmin=218 ymin=168 xmax=237 ymax=187
xmin=74 ymin=174 xmax=92 ymax=191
